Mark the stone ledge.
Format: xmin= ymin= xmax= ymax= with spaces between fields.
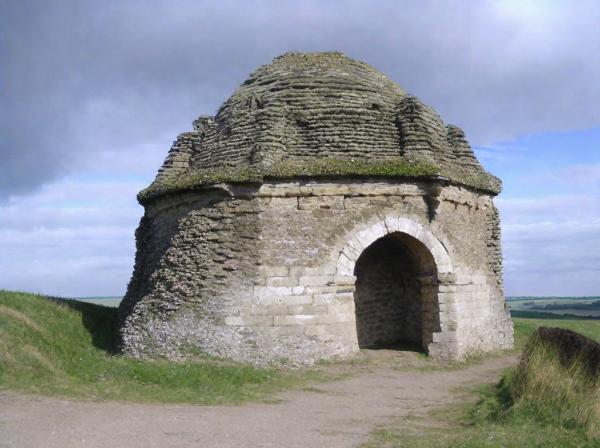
xmin=288 ymin=304 xmax=327 ymax=315
xmin=265 ymin=276 xmax=299 ymax=287
xmin=298 ymin=275 xmax=334 ymax=286
xmin=274 ymin=314 xmax=319 ymax=326
xmin=225 ymin=315 xmax=274 ymax=326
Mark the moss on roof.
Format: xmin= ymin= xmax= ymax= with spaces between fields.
xmin=138 ymin=158 xmax=499 ymax=204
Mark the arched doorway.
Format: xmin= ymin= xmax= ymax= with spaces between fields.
xmin=353 ymin=232 xmax=440 ymax=351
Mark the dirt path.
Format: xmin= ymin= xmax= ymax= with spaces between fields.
xmin=0 ymin=353 xmax=516 ymax=448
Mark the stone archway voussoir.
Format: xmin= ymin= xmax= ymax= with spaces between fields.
xmin=336 ymin=216 xmax=455 ymax=278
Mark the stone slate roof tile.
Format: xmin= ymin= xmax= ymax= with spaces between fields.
xmin=141 ymin=52 xmax=500 ymax=204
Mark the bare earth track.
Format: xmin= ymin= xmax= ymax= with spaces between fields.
xmin=0 ymin=353 xmax=515 ymax=448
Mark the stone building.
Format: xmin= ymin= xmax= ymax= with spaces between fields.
xmin=118 ymin=52 xmax=514 ymax=365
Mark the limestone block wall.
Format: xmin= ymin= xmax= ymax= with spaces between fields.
xmin=119 ymin=178 xmax=513 ymax=365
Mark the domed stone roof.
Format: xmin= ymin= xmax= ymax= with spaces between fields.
xmin=140 ymin=52 xmax=500 ymax=203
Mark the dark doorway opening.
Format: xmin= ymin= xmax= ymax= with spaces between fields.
xmin=353 ymin=232 xmax=439 ymax=351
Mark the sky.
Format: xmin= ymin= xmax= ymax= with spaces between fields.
xmin=1 ymin=0 xmax=599 ymax=297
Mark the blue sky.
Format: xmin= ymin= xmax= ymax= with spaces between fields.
xmin=1 ymin=1 xmax=598 ymax=297
xmin=475 ymin=127 xmax=600 ymax=295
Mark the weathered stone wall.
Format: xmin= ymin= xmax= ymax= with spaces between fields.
xmin=119 ymin=178 xmax=513 ymax=365
xmin=119 ymin=185 xmax=262 ymax=359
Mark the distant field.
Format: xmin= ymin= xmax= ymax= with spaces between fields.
xmin=507 ymin=296 xmax=600 ymax=318
xmin=70 ymin=297 xmax=122 ymax=307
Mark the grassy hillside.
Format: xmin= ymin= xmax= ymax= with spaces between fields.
xmin=0 ymin=290 xmax=321 ymax=404
xmin=2 ymin=288 xmax=598 ymax=441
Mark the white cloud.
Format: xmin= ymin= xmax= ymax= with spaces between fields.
xmin=1 ymin=1 xmax=599 ymax=297
xmin=498 ymin=193 xmax=600 ymax=295
xmin=2 ymin=0 xmax=600 ymax=197
xmin=0 ymin=177 xmax=144 ymax=297
xmin=543 ymin=163 xmax=600 ymax=189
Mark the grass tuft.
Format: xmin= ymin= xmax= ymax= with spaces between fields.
xmin=507 ymin=329 xmax=600 ymax=438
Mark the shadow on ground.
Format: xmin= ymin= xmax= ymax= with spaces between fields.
xmin=48 ymin=297 xmax=119 ymax=354
xmin=361 ymin=341 xmax=425 ymax=353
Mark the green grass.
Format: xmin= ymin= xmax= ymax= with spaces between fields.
xmin=3 ymin=286 xmax=599 ymax=443
xmin=0 ymin=290 xmax=324 ymax=404
xmin=363 ymin=386 xmax=598 ymax=448
xmin=506 ymin=337 xmax=599 ymax=438
xmin=362 ymin=317 xmax=600 ymax=447
xmin=513 ymin=316 xmax=600 ymax=349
